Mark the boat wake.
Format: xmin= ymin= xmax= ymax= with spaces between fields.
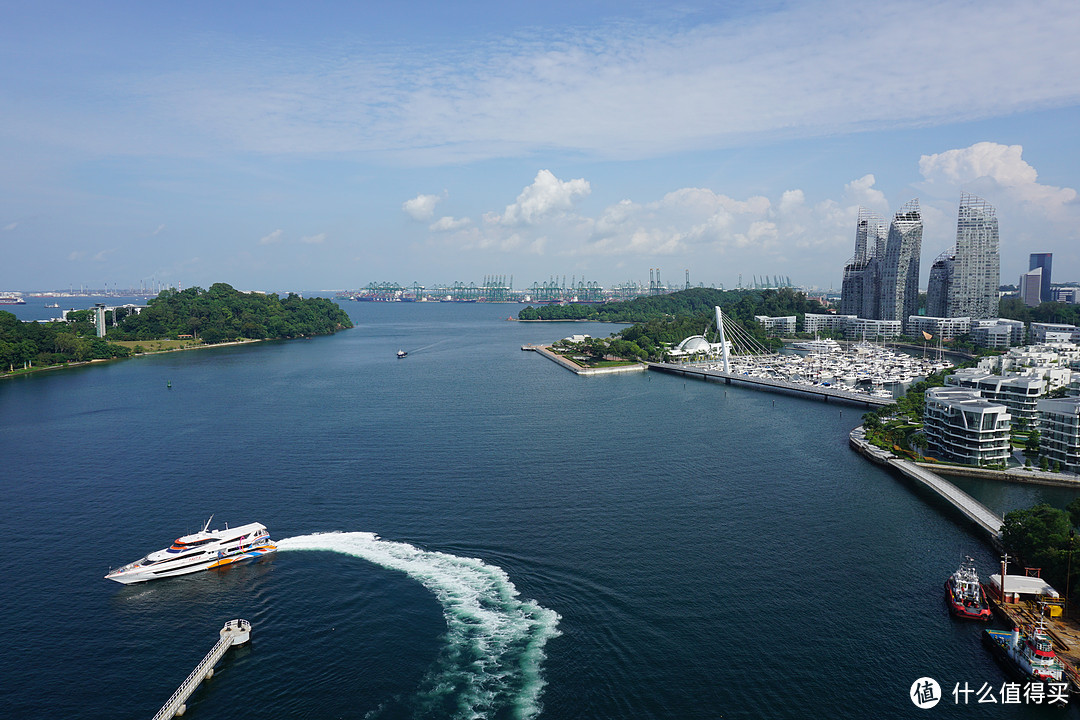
xmin=277 ymin=532 xmax=561 ymax=719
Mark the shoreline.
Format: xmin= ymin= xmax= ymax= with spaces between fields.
xmin=0 ymin=337 xmax=268 ymax=380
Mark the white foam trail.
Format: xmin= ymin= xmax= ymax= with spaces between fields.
xmin=277 ymin=532 xmax=561 ymax=720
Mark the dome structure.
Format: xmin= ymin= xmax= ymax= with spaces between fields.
xmin=676 ymin=335 xmax=713 ymax=354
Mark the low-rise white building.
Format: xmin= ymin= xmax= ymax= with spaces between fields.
xmin=803 ymin=313 xmax=854 ymax=334
xmin=906 ymin=315 xmax=971 ymax=340
xmin=1031 ymin=322 xmax=1078 ymax=344
xmin=753 ymin=315 xmax=796 ymax=335
xmin=923 ymin=387 xmax=1012 ymax=466
xmin=1037 ymin=397 xmax=1080 ymax=473
xmin=843 ymin=318 xmax=902 ymax=341
xmin=970 ymin=318 xmax=1025 ymax=349
xmin=945 ymin=368 xmax=1045 ymax=426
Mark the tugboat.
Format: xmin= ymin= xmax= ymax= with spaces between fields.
xmin=945 ymin=557 xmax=993 ymax=621
xmin=397 ymin=349 xmax=408 ymax=359
xmin=983 ymin=622 xmax=1067 ymax=682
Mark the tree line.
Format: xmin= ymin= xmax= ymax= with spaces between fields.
xmin=109 ymin=283 xmax=352 ymax=343
xmin=518 ymin=287 xmax=825 ymax=325
xmin=1 ymin=283 xmax=353 ymax=373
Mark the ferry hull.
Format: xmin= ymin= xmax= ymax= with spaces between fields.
xmin=106 ymin=544 xmax=276 ymax=584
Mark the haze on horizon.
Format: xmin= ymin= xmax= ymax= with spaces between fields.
xmin=2 ymin=0 xmax=1079 ymax=293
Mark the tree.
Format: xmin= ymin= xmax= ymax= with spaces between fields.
xmin=1002 ymin=503 xmax=1072 ymax=583
xmin=1026 ymin=430 xmax=1041 ymax=457
xmin=912 ymin=433 xmax=929 ymax=459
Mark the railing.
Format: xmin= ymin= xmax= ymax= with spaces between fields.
xmin=151 ymin=635 xmax=232 ymax=720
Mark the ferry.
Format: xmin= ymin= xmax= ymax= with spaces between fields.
xmin=983 ymin=623 xmax=1067 ymax=683
xmin=945 ymin=557 xmax=992 ymax=620
xmin=105 ymin=518 xmax=276 ymax=584
xmin=0 ymin=293 xmax=26 ymax=305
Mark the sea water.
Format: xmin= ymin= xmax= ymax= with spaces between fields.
xmin=0 ymin=301 xmax=1076 ymax=719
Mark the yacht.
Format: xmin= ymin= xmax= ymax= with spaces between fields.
xmin=105 ymin=518 xmax=276 ymax=584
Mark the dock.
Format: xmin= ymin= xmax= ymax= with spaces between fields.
xmin=152 ymin=619 xmax=252 ymax=719
xmin=987 ymin=592 xmax=1080 ymax=692
xmin=523 ymin=344 xmax=646 ymax=375
xmin=647 ymin=362 xmax=892 ymax=407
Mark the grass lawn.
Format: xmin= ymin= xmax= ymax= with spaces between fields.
xmin=111 ymin=339 xmax=203 ymax=352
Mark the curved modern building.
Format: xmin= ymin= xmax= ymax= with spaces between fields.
xmin=878 ymin=200 xmax=922 ymax=325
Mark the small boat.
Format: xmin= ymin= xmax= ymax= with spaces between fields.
xmin=983 ymin=622 xmax=1067 ymax=683
xmin=945 ymin=557 xmax=992 ymax=621
xmin=397 ymin=349 xmax=407 ymax=358
xmin=105 ymin=518 xmax=276 ymax=584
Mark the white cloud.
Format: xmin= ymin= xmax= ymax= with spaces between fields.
xmin=844 ymin=174 xmax=888 ymax=212
xmin=3 ymin=222 xmax=17 ymax=231
xmin=259 ymin=229 xmax=284 ymax=245
xmin=497 ymin=170 xmax=590 ymax=225
xmin=919 ymin=142 xmax=1077 ymax=213
xmin=18 ymin=1 xmax=1079 ymax=164
xmin=403 ymin=194 xmax=441 ymax=221
xmin=429 ymin=216 xmax=471 ymax=232
xmin=300 ymin=233 xmax=326 ymax=245
xmin=152 ymin=223 xmax=166 ymax=236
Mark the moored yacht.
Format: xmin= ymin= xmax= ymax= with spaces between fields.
xmin=105 ymin=518 xmax=276 ymax=584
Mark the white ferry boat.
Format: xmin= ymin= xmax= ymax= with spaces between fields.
xmin=105 ymin=518 xmax=276 ymax=584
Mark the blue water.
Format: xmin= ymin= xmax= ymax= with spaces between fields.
xmin=1 ymin=301 xmax=1077 ymax=719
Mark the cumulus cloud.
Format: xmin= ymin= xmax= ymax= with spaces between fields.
xmin=403 ymin=193 xmax=441 ymax=221
xmin=844 ymin=174 xmax=888 ymax=212
xmin=3 ymin=222 xmax=18 ymax=231
xmin=919 ymin=142 xmax=1077 ymax=213
xmin=430 ymin=216 xmax=471 ymax=232
xmin=300 ymin=233 xmax=326 ymax=245
xmin=259 ymin=229 xmax=284 ymax=245
xmin=496 ymin=170 xmax=590 ymax=225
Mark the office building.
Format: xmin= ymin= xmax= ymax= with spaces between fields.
xmin=1020 ymin=267 xmax=1044 ymax=307
xmin=1030 ymin=253 xmax=1053 ymax=304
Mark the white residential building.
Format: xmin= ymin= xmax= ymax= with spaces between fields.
xmin=1030 ymin=323 xmax=1078 ymax=344
xmin=1037 ymin=397 xmax=1080 ymax=473
xmin=803 ymin=313 xmax=855 ymax=334
xmin=945 ymin=368 xmax=1046 ymax=426
xmin=906 ymin=315 xmax=971 ymax=340
xmin=970 ymin=318 xmax=1025 ymax=349
xmin=754 ymin=315 xmax=796 ymax=335
xmin=843 ymin=318 xmax=902 ymax=341
xmin=923 ymin=387 xmax=1012 ymax=466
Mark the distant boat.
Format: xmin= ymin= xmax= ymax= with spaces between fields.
xmin=44 ymin=302 xmax=60 ymax=308
xmin=397 ymin=349 xmax=408 ymax=359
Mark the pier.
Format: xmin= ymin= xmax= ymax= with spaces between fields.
xmin=648 ymin=362 xmax=891 ymax=407
xmin=523 ymin=344 xmax=647 ymax=376
xmin=152 ymin=619 xmax=251 ymax=719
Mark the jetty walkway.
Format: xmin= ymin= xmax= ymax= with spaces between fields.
xmin=152 ymin=619 xmax=251 ymax=719
xmin=849 ymin=427 xmax=1003 ymax=546
xmin=648 ymin=362 xmax=891 ymax=408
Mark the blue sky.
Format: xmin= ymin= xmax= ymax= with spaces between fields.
xmin=2 ymin=0 xmax=1079 ymax=292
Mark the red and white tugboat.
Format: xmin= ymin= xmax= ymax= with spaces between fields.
xmin=983 ymin=622 xmax=1066 ymax=683
xmin=945 ymin=557 xmax=992 ymax=621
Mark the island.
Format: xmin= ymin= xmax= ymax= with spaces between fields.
xmin=0 ymin=283 xmax=353 ymax=376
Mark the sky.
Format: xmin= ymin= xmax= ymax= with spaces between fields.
xmin=2 ymin=0 xmax=1079 ymax=293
